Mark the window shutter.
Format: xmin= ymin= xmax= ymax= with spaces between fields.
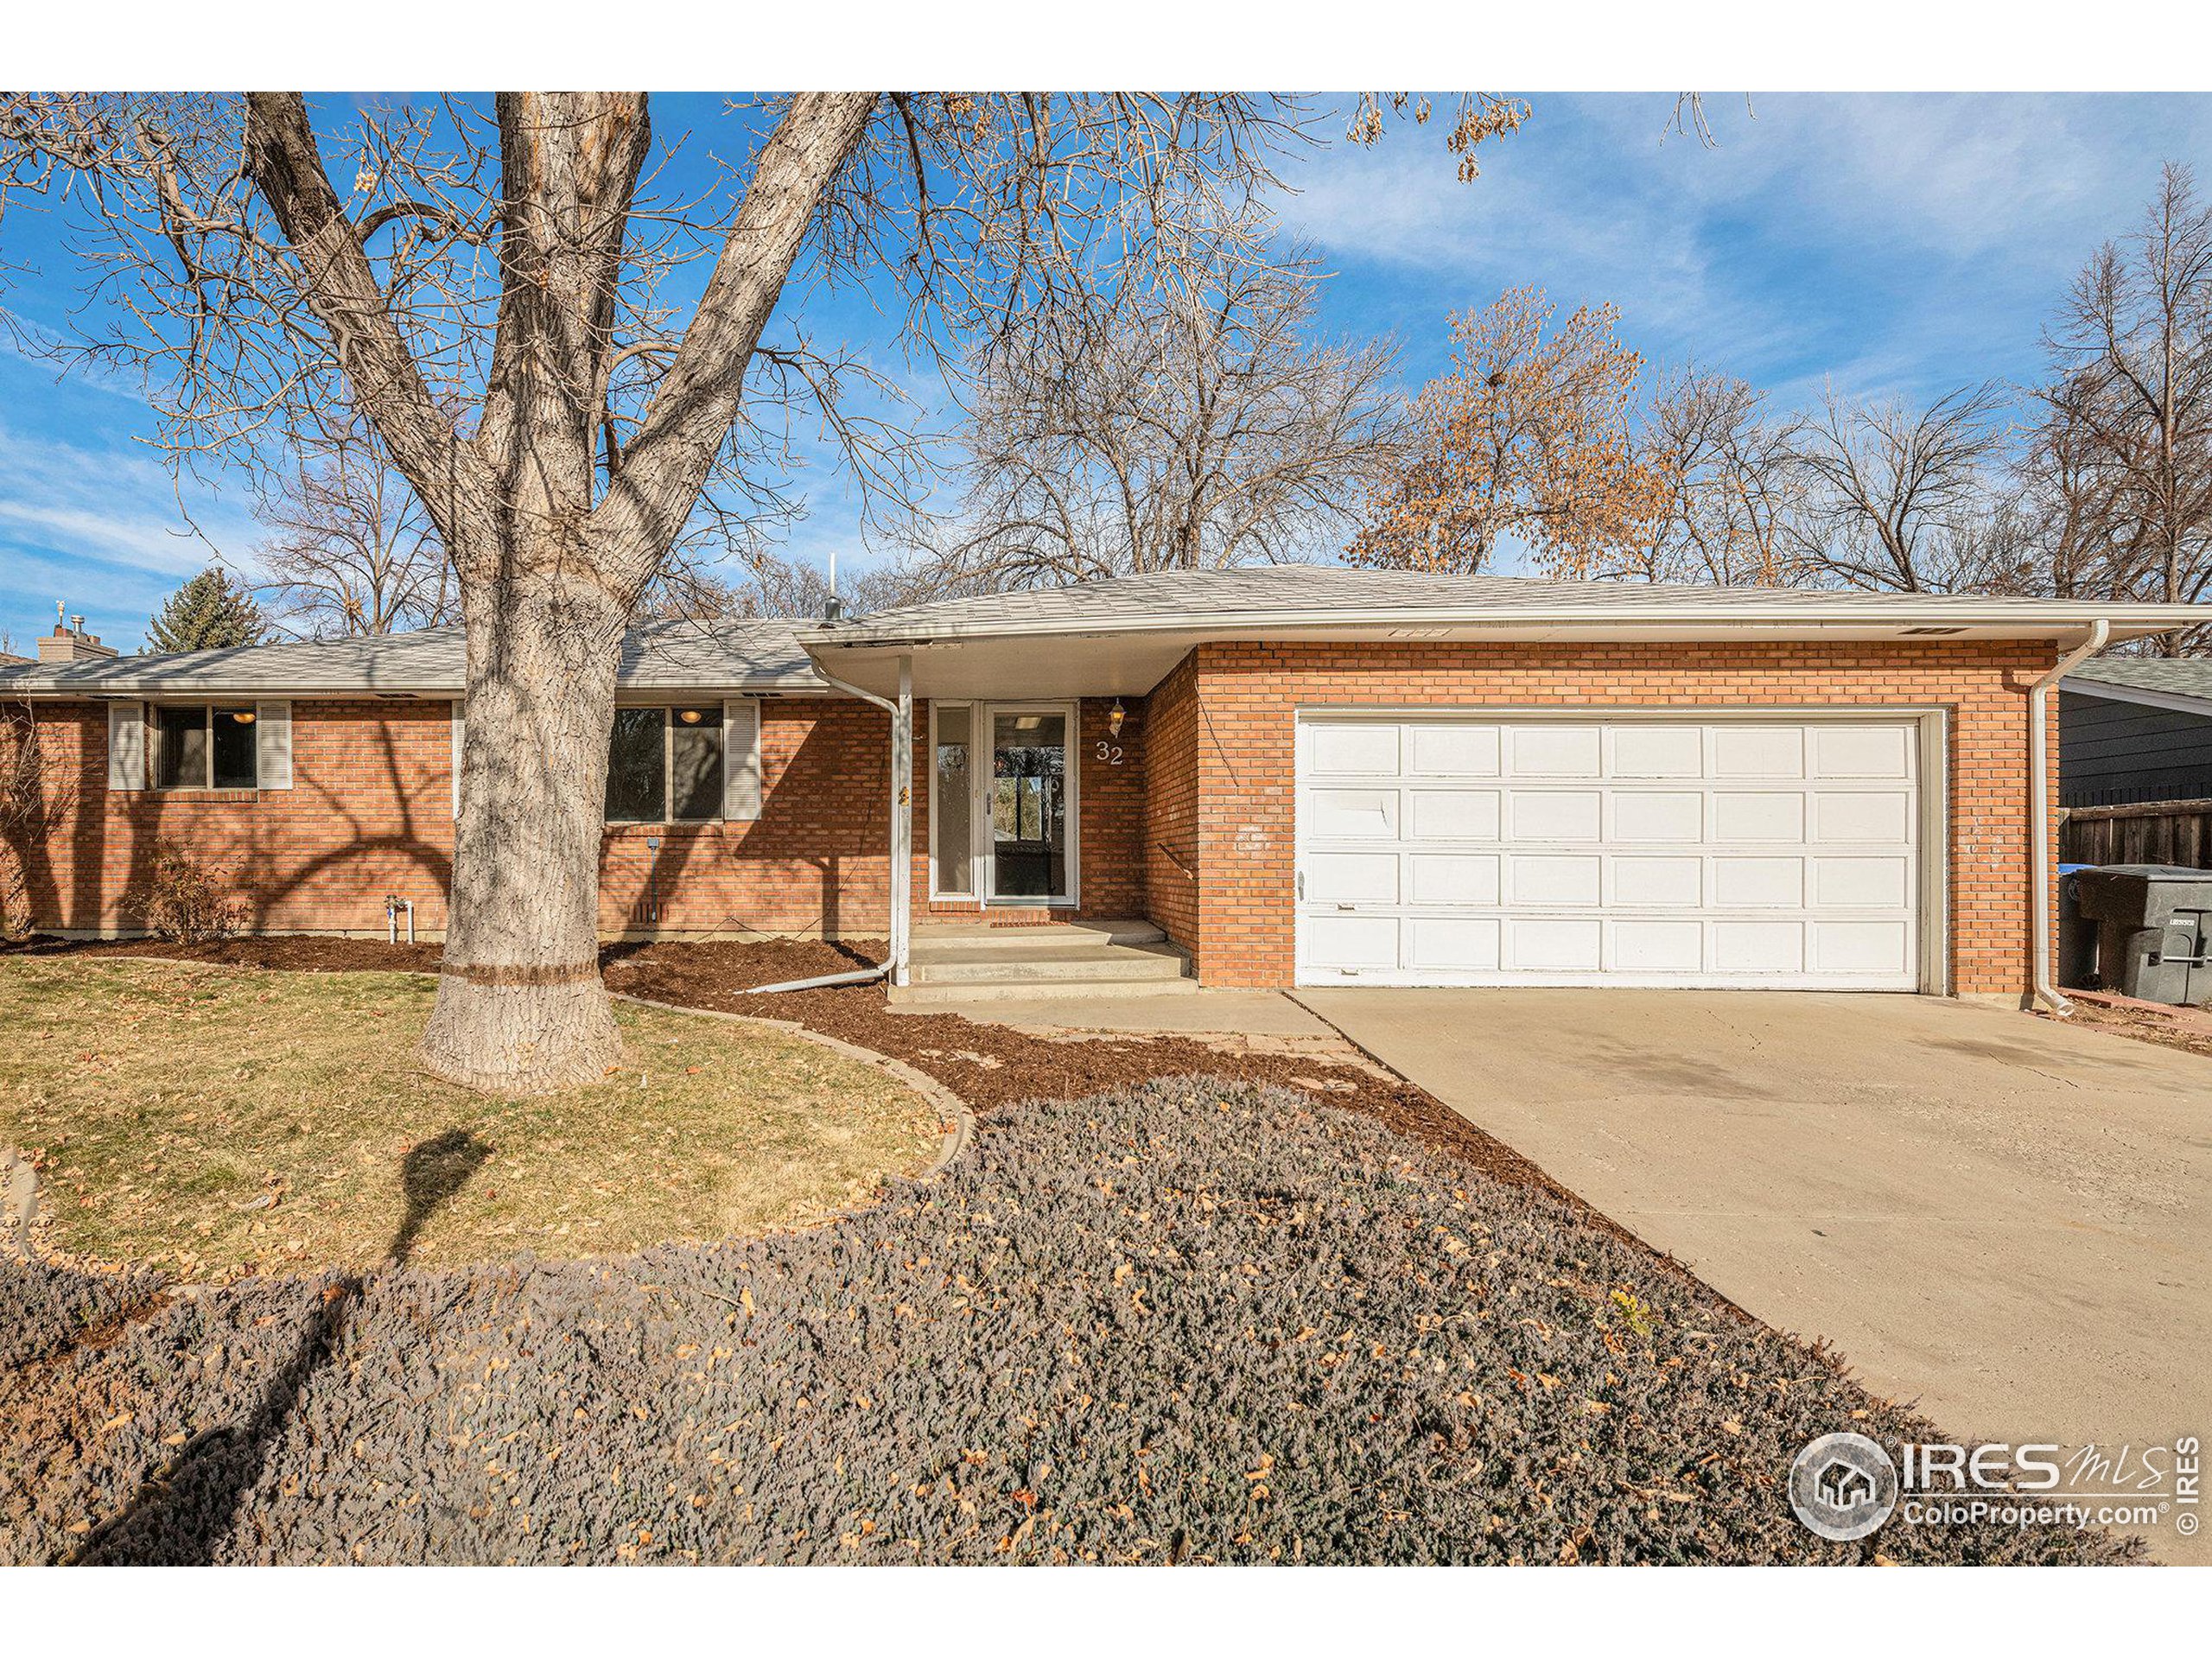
xmin=450 ymin=701 xmax=464 ymax=818
xmin=723 ymin=698 xmax=762 ymax=820
xmin=106 ymin=701 xmax=146 ymax=791
xmin=255 ymin=701 xmax=292 ymax=789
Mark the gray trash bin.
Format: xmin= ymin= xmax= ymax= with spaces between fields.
xmin=2072 ymin=865 xmax=2212 ymax=1007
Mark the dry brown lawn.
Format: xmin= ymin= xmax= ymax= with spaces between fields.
xmin=0 ymin=958 xmax=943 ymax=1275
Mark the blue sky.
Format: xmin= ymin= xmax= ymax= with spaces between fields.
xmin=3 ymin=91 xmax=2209 ymax=653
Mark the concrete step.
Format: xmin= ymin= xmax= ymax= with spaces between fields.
xmin=899 ymin=916 xmax=1194 ymax=1004
xmin=912 ymin=918 xmax=1166 ymax=954
xmin=889 ymin=975 xmax=1201 ymax=1007
xmin=908 ymin=941 xmax=1190 ymax=985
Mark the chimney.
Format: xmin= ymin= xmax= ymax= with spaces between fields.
xmin=37 ymin=605 xmax=118 ymax=664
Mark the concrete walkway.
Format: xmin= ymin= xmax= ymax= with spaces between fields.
xmin=896 ymin=986 xmax=1333 ymax=1038
xmin=1295 ymin=986 xmax=2211 ymax=1561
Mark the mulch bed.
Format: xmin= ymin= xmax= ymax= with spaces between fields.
xmin=2042 ymin=991 xmax=2212 ymax=1061
xmin=1 ymin=1077 xmax=2138 ymax=1564
xmin=0 ymin=932 xmax=450 ymax=974
xmin=601 ymin=942 xmax=1585 ymax=1214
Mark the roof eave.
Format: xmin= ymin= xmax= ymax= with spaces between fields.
xmin=810 ymin=604 xmax=2204 ymax=652
xmin=2060 ymin=675 xmax=2212 ymax=720
xmin=0 ymin=674 xmax=836 ymax=699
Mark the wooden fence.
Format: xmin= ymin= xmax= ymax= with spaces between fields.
xmin=2059 ymin=798 xmax=2212 ymax=868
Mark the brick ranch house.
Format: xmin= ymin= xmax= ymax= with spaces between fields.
xmin=3 ymin=568 xmax=2197 ymax=1006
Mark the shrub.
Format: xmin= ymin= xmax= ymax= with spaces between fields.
xmin=137 ymin=840 xmax=245 ymax=943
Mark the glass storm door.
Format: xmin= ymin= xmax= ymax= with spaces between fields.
xmin=931 ymin=703 xmax=978 ymax=899
xmin=985 ymin=707 xmax=1071 ymax=902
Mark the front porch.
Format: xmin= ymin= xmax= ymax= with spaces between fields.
xmin=889 ymin=916 xmax=1192 ymax=1006
xmin=911 ymin=696 xmax=1147 ymax=918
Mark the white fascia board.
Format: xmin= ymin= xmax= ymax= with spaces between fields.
xmin=810 ymin=602 xmax=2205 ymax=651
xmin=0 ymin=679 xmax=841 ymax=702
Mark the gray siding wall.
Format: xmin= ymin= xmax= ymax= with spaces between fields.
xmin=2061 ymin=690 xmax=2212 ymax=807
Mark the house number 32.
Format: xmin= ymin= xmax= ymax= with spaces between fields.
xmin=1094 ymin=741 xmax=1124 ymax=765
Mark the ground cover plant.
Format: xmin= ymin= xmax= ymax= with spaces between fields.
xmin=0 ymin=958 xmax=941 ymax=1274
xmin=1 ymin=1077 xmax=2136 ymax=1565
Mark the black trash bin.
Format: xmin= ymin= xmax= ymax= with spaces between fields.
xmin=2056 ymin=864 xmax=2097 ymax=991
xmin=2072 ymin=865 xmax=2212 ymax=1007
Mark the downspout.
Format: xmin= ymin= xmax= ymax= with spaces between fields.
xmin=2028 ymin=619 xmax=2108 ymax=1016
xmin=744 ymin=648 xmax=914 ymax=995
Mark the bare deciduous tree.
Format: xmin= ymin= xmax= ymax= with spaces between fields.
xmin=0 ymin=91 xmax=1503 ymax=1091
xmin=1348 ymin=287 xmax=1665 ymax=577
xmin=1604 ymin=368 xmax=1804 ymax=586
xmin=254 ymin=414 xmax=454 ymax=638
xmin=1784 ymin=384 xmax=2012 ymax=594
xmin=2010 ymin=369 xmax=2137 ymax=602
xmin=921 ymin=234 xmax=1404 ymax=586
xmin=2041 ymin=162 xmax=2212 ymax=645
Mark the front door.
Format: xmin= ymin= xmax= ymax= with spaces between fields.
xmin=985 ymin=705 xmax=1073 ymax=902
xmin=930 ymin=702 xmax=1077 ymax=906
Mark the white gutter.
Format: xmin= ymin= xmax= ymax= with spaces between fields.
xmin=2030 ymin=620 xmax=2110 ymax=1016
xmin=807 ymin=599 xmax=2204 ymax=650
xmin=749 ymin=649 xmax=914 ymax=995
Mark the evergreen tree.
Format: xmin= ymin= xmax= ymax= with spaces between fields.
xmin=147 ymin=567 xmax=270 ymax=652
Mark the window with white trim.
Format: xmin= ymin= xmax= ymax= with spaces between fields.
xmin=605 ymin=705 xmax=725 ymax=823
xmin=153 ymin=703 xmax=260 ymax=790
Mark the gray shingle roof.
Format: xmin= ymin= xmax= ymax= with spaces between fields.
xmin=9 ymin=571 xmax=2203 ymax=699
xmin=0 ymin=619 xmax=827 ymax=696
xmin=2066 ymin=654 xmax=2212 ymax=707
xmin=810 ymin=564 xmax=2206 ymax=643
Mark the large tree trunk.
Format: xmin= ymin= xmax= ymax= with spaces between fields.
xmin=420 ymin=574 xmax=629 ymax=1092
xmin=240 ymin=90 xmax=880 ymax=1092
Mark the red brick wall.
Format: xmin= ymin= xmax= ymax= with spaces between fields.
xmin=12 ymin=691 xmax=1148 ymax=940
xmin=1075 ymin=695 xmax=1147 ymax=916
xmin=601 ymin=696 xmax=893 ymax=937
xmin=1171 ymin=639 xmax=2059 ymax=998
xmin=15 ymin=641 xmax=2059 ymax=992
xmin=14 ymin=698 xmax=456 ymax=936
xmin=1141 ymin=655 xmax=1201 ymax=953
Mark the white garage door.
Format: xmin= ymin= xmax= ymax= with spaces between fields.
xmin=1296 ymin=716 xmax=1923 ymax=989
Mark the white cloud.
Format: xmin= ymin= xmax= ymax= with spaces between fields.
xmin=0 ymin=501 xmax=213 ymax=578
xmin=0 ymin=421 xmax=259 ymax=572
xmin=0 ymin=414 xmax=267 ymax=650
xmin=1271 ymin=92 xmax=2212 ymax=408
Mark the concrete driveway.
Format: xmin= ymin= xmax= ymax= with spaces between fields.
xmin=1294 ymin=988 xmax=2210 ymax=1559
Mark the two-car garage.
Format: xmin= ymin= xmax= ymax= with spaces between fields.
xmin=1294 ymin=713 xmax=1938 ymax=990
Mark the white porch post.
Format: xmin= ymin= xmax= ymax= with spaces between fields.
xmin=890 ymin=653 xmax=914 ymax=986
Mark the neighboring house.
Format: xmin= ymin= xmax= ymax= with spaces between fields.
xmin=1 ymin=568 xmax=2198 ymax=1004
xmin=2059 ymin=656 xmax=2212 ymax=808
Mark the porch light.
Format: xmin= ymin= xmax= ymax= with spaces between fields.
xmin=1108 ymin=698 xmax=1125 ymax=738
xmin=677 ymin=707 xmax=704 ymax=725
xmin=230 ymin=709 xmax=256 ymax=724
